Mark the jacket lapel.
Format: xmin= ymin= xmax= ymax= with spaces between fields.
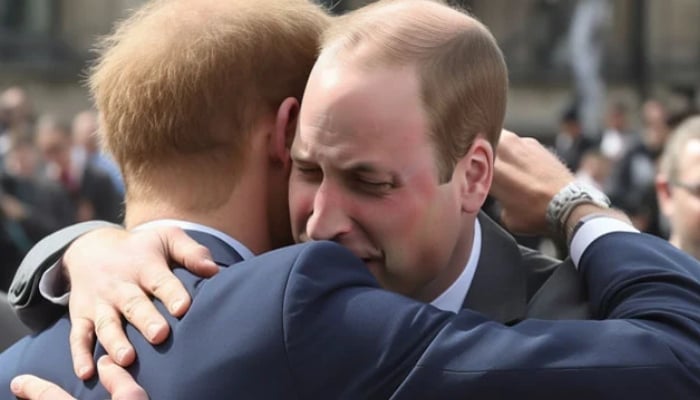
xmin=462 ymin=212 xmax=527 ymax=324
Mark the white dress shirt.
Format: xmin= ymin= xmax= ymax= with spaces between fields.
xmin=430 ymin=216 xmax=639 ymax=313
xmin=431 ymin=220 xmax=482 ymax=313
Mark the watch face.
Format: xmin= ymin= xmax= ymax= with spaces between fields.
xmin=547 ymin=181 xmax=612 ymax=236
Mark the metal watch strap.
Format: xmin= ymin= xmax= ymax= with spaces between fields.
xmin=546 ymin=181 xmax=611 ymax=242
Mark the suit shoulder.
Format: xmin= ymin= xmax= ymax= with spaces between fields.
xmin=278 ymin=240 xmax=378 ymax=302
xmin=255 ymin=241 xmax=361 ymax=269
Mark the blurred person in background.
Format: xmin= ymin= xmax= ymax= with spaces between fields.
xmin=0 ymin=201 xmax=24 ymax=291
xmin=656 ymin=115 xmax=700 ymax=260
xmin=34 ymin=115 xmax=122 ymax=223
xmin=568 ymin=0 xmax=610 ymax=139
xmin=575 ymin=148 xmax=611 ymax=190
xmin=599 ymin=101 xmax=636 ymax=162
xmin=0 ymin=137 xmax=73 ymax=289
xmin=0 ymin=86 xmax=34 ymax=167
xmin=553 ymin=106 xmax=597 ymax=171
xmin=607 ymin=100 xmax=670 ymax=236
xmin=641 ymin=100 xmax=672 ymax=155
xmin=72 ymin=110 xmax=124 ymax=195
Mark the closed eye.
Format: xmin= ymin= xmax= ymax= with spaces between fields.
xmin=351 ymin=177 xmax=395 ymax=195
xmin=292 ymin=162 xmax=322 ymax=181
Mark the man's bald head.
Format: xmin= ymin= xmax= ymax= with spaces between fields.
xmin=317 ymin=0 xmax=508 ymax=181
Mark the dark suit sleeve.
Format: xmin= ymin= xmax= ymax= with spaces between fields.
xmin=517 ymin=243 xmax=563 ymax=298
xmin=8 ymin=220 xmax=121 ymax=331
xmin=283 ymin=234 xmax=700 ymax=400
xmin=0 ymin=291 xmax=29 ymax=351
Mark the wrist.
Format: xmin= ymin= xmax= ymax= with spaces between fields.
xmin=546 ymin=181 xmax=611 ymax=242
xmin=565 ymin=206 xmax=633 ymax=242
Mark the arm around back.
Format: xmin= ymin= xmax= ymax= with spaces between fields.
xmin=283 ymin=235 xmax=700 ymax=399
xmin=9 ymin=221 xmax=120 ymax=331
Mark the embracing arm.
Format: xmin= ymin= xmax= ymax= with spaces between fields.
xmin=9 ymin=221 xmax=119 ymax=331
xmin=7 ymin=221 xmax=217 ymax=379
xmin=284 ymin=131 xmax=700 ymax=398
xmin=284 ymin=233 xmax=700 ymax=399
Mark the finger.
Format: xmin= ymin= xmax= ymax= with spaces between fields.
xmin=494 ymin=130 xmax=520 ymax=160
xmin=499 ymin=209 xmax=514 ymax=232
xmin=159 ymin=227 xmax=219 ymax=277
xmin=69 ymin=316 xmax=96 ymax=380
xmin=137 ymin=256 xmax=191 ymax=318
xmin=11 ymin=375 xmax=75 ymax=400
xmin=97 ymin=356 xmax=149 ymax=400
xmin=94 ymin=302 xmax=136 ymax=367
xmin=114 ymin=282 xmax=170 ymax=344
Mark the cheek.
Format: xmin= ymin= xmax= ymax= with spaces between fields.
xmin=394 ymin=195 xmax=461 ymax=265
xmin=288 ymin=181 xmax=314 ymax=235
xmin=673 ymin=196 xmax=700 ymax=229
xmin=686 ymin=200 xmax=700 ymax=229
xmin=379 ymin=201 xmax=440 ymax=264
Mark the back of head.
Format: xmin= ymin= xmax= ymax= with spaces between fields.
xmin=321 ymin=0 xmax=507 ymax=181
xmin=660 ymin=115 xmax=700 ymax=180
xmin=90 ymin=0 xmax=330 ymax=209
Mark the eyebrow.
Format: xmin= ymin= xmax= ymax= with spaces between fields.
xmin=345 ymin=162 xmax=380 ymax=174
xmin=344 ymin=162 xmax=401 ymax=184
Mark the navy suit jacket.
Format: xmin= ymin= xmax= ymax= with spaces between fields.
xmin=2 ymin=231 xmax=700 ymax=399
xmin=7 ymin=213 xmax=586 ymax=331
xmin=467 ymin=212 xmax=590 ymax=323
xmin=0 ymin=292 xmax=28 ymax=352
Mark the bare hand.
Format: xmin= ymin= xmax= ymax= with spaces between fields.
xmin=491 ymin=130 xmax=574 ymax=235
xmin=11 ymin=356 xmax=148 ymax=400
xmin=64 ymin=226 xmax=219 ymax=380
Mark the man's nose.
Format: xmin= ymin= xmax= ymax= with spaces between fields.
xmin=306 ymin=182 xmax=352 ymax=241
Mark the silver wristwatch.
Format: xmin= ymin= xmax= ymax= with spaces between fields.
xmin=546 ymin=181 xmax=611 ymax=239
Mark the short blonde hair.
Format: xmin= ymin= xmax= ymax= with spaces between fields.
xmin=660 ymin=115 xmax=700 ymax=181
xmin=90 ymin=0 xmax=330 ymax=208
xmin=322 ymin=0 xmax=507 ymax=181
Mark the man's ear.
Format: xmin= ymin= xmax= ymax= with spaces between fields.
xmin=655 ymin=175 xmax=674 ymax=218
xmin=452 ymin=136 xmax=494 ymax=214
xmin=270 ymin=97 xmax=300 ymax=168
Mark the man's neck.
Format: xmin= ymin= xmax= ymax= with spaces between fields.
xmin=414 ymin=217 xmax=477 ymax=303
xmin=124 ymin=178 xmax=273 ymax=256
xmin=430 ymin=218 xmax=481 ymax=312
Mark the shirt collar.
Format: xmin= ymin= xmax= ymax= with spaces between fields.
xmin=131 ymin=219 xmax=255 ymax=261
xmin=430 ymin=219 xmax=482 ymax=313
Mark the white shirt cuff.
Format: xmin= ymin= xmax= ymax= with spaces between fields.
xmin=570 ymin=217 xmax=639 ymax=267
xmin=38 ymin=259 xmax=71 ymax=306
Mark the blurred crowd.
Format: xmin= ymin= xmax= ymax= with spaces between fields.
xmin=0 ymin=86 xmax=124 ymax=290
xmin=548 ymin=98 xmax=699 ymax=257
